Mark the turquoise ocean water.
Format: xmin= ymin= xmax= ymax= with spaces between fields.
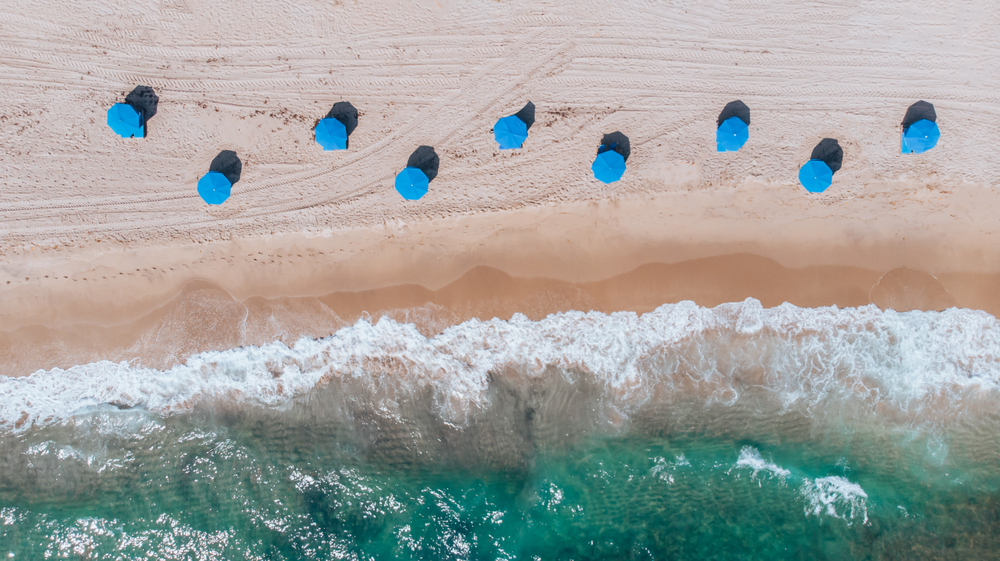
xmin=1 ymin=299 xmax=999 ymax=559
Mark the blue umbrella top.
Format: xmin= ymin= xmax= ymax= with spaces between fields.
xmin=717 ymin=116 xmax=749 ymax=152
xmin=315 ymin=118 xmax=348 ymax=151
xmin=107 ymin=103 xmax=144 ymax=139
xmin=395 ymin=167 xmax=429 ymax=200
xmin=494 ymin=115 xmax=528 ymax=150
xmin=592 ymin=149 xmax=626 ymax=184
xmin=902 ymin=119 xmax=940 ymax=154
xmin=197 ymin=172 xmax=232 ymax=205
xmin=798 ymin=160 xmax=833 ymax=193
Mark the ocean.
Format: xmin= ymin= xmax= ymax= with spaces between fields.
xmin=1 ymin=298 xmax=999 ymax=559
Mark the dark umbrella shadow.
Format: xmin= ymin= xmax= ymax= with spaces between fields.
xmin=125 ymin=85 xmax=158 ymax=135
xmin=810 ymin=138 xmax=843 ymax=174
xmin=209 ymin=150 xmax=243 ymax=184
xmin=323 ymin=102 xmax=358 ymax=149
xmin=600 ymin=132 xmax=630 ymax=162
xmin=327 ymin=102 xmax=358 ymax=136
xmin=514 ymin=101 xmax=535 ymax=130
xmin=902 ymin=100 xmax=936 ymax=128
xmin=407 ymin=146 xmax=439 ymax=182
xmin=717 ymin=100 xmax=750 ymax=126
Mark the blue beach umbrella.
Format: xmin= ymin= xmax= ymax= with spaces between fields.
xmin=902 ymin=119 xmax=940 ymax=154
xmin=197 ymin=172 xmax=232 ymax=205
xmin=798 ymin=159 xmax=833 ymax=193
xmin=717 ymin=116 xmax=749 ymax=152
xmin=592 ymin=149 xmax=626 ymax=184
xmin=315 ymin=118 xmax=348 ymax=151
xmin=395 ymin=167 xmax=429 ymax=200
xmin=494 ymin=115 xmax=528 ymax=149
xmin=107 ymin=103 xmax=144 ymax=138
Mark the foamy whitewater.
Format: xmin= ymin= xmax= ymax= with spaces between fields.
xmin=3 ymin=298 xmax=999 ymax=431
xmin=2 ymin=299 xmax=999 ymax=558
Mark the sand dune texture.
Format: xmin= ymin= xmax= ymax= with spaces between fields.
xmin=2 ymin=0 xmax=1000 ymax=374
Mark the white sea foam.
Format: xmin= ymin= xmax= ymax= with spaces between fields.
xmin=2 ymin=298 xmax=1000 ymax=432
xmin=800 ymin=476 xmax=870 ymax=524
xmin=733 ymin=447 xmax=791 ymax=480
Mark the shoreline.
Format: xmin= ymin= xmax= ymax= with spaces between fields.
xmin=3 ymin=189 xmax=999 ymax=376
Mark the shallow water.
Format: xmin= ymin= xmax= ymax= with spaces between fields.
xmin=1 ymin=299 xmax=999 ymax=559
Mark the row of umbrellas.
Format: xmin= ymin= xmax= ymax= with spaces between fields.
xmin=107 ymin=98 xmax=942 ymax=203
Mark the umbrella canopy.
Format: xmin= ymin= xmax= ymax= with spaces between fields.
xmin=197 ymin=172 xmax=232 ymax=205
xmin=494 ymin=115 xmax=528 ymax=150
xmin=716 ymin=116 xmax=749 ymax=152
xmin=592 ymin=150 xmax=626 ymax=184
xmin=315 ymin=118 xmax=348 ymax=151
xmin=107 ymin=103 xmax=144 ymax=138
xmin=395 ymin=167 xmax=429 ymax=200
xmin=902 ymin=119 xmax=939 ymax=154
xmin=798 ymin=159 xmax=833 ymax=193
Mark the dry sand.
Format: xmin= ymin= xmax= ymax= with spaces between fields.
xmin=2 ymin=0 xmax=1000 ymax=375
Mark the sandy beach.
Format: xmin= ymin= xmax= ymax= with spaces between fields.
xmin=3 ymin=0 xmax=1000 ymax=375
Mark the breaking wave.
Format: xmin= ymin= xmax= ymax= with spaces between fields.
xmin=2 ymin=298 xmax=1000 ymax=433
xmin=732 ymin=446 xmax=869 ymax=524
xmin=801 ymin=476 xmax=870 ymax=524
xmin=733 ymin=446 xmax=791 ymax=481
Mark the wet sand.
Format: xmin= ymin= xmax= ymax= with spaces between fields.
xmin=4 ymin=183 xmax=1000 ymax=376
xmin=1 ymin=240 xmax=995 ymax=377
